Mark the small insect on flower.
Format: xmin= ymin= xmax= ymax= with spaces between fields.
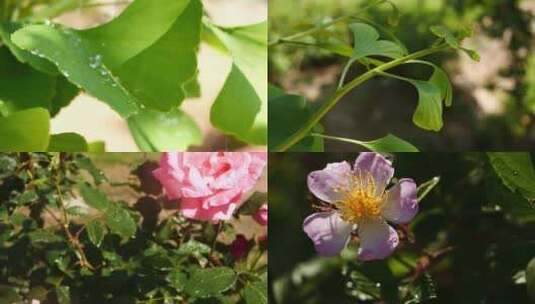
xmin=303 ymin=153 xmax=418 ymax=261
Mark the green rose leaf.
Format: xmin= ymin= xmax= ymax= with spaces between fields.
xmin=487 ymin=153 xmax=535 ymax=201
xmin=78 ymin=184 xmax=110 ymax=211
xmin=185 ymin=267 xmax=237 ymax=298
xmin=242 ymin=281 xmax=268 ymax=304
xmin=209 ymin=21 xmax=267 ymax=145
xmin=86 ymin=219 xmax=106 ymax=247
xmin=105 ymin=204 xmax=137 ymax=240
xmin=0 ymin=108 xmax=50 ymax=151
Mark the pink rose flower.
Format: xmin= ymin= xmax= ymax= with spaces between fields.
xmin=303 ymin=153 xmax=418 ymax=261
xmin=153 ymin=152 xmax=266 ymax=221
xmin=253 ymin=203 xmax=268 ymax=226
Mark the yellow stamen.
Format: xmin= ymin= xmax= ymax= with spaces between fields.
xmin=335 ymin=170 xmax=385 ymax=224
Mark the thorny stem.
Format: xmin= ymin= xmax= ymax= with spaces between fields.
xmin=273 ymin=44 xmax=449 ymax=151
xmin=53 ymin=157 xmax=94 ymax=270
xmin=403 ymin=246 xmax=453 ymax=284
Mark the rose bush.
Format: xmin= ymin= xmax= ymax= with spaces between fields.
xmin=0 ymin=153 xmax=267 ymax=303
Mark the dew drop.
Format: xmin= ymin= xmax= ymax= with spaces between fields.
xmin=89 ymin=54 xmax=102 ymax=69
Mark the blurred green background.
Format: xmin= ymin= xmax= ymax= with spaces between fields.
xmin=269 ymin=0 xmax=535 ymax=151
xmin=268 ymin=153 xmax=535 ymax=303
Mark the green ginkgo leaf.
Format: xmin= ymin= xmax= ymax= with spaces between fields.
xmin=315 ymin=133 xmax=419 ymax=152
xmin=410 ymin=79 xmax=443 ymax=132
xmin=0 ymin=108 xmax=50 ymax=152
xmin=11 ymin=0 xmax=202 ymax=117
xmin=127 ymin=109 xmax=202 ymax=151
xmin=0 ymin=21 xmax=58 ymax=75
xmin=0 ymin=47 xmax=55 ymax=113
xmin=350 ymin=23 xmax=406 ymax=60
xmin=48 ymin=133 xmax=88 ymax=152
xmin=209 ymin=21 xmax=267 ymax=145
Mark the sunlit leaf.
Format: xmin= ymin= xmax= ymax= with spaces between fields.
xmin=48 ymin=133 xmax=88 ymax=152
xmin=242 ymin=280 xmax=267 ymax=304
xmin=0 ymin=21 xmax=58 ymax=75
xmin=316 ymin=133 xmax=419 ymax=152
xmin=349 ymin=23 xmax=406 ymax=60
xmin=127 ymin=109 xmax=202 ymax=151
xmin=11 ymin=0 xmax=202 ymax=117
xmin=409 ymin=79 xmax=443 ymax=131
xmin=86 ymin=219 xmax=106 ymax=247
xmin=184 ymin=267 xmax=237 ymax=298
xmin=209 ymin=21 xmax=267 ymax=145
xmin=0 ymin=108 xmax=50 ymax=151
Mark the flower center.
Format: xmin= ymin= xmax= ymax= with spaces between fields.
xmin=335 ymin=171 xmax=385 ymax=224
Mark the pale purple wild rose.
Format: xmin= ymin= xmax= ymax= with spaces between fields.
xmin=303 ymin=153 xmax=418 ymax=261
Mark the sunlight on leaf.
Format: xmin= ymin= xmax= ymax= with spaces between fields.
xmin=312 ymin=133 xmax=419 ymax=152
xmin=209 ymin=21 xmax=267 ymax=145
xmin=48 ymin=132 xmax=88 ymax=152
xmin=11 ymin=0 xmax=201 ymax=117
xmin=410 ymin=79 xmax=443 ymax=132
xmin=0 ymin=108 xmax=50 ymax=151
xmin=127 ymin=109 xmax=202 ymax=152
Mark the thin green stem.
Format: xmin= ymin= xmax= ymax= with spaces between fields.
xmin=248 ymin=248 xmax=264 ymax=271
xmin=209 ymin=222 xmax=223 ymax=255
xmin=310 ymin=132 xmax=365 ymax=145
xmin=417 ymin=176 xmax=440 ymax=202
xmin=274 ymin=44 xmax=449 ymax=151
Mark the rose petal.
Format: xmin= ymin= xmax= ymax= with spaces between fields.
xmin=181 ymin=196 xmax=239 ymax=221
xmin=382 ymin=178 xmax=418 ymax=224
xmin=153 ymin=157 xmax=184 ymax=200
xmin=357 ymin=219 xmax=399 ymax=261
xmin=303 ymin=212 xmax=352 ymax=256
xmin=354 ymin=152 xmax=394 ymax=195
xmin=253 ymin=204 xmax=268 ymax=226
xmin=308 ymin=161 xmax=351 ymax=203
xmin=181 ymin=166 xmax=212 ymax=197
